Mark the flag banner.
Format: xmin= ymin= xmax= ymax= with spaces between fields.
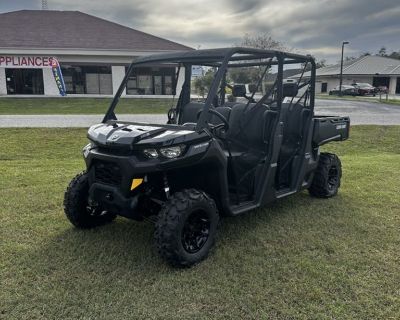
xmin=51 ymin=57 xmax=67 ymax=96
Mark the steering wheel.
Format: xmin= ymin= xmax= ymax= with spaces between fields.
xmin=197 ymin=109 xmax=229 ymax=131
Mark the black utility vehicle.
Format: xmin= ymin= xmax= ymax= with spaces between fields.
xmin=64 ymin=48 xmax=350 ymax=267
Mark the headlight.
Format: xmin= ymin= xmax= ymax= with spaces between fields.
xmin=159 ymin=145 xmax=184 ymax=159
xmin=143 ymin=148 xmax=158 ymax=158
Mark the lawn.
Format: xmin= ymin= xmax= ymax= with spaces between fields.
xmin=0 ymin=97 xmax=174 ymax=115
xmin=0 ymin=126 xmax=399 ymax=319
xmin=1 ymin=96 xmax=399 ymax=117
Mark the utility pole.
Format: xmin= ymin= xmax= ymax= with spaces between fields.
xmin=339 ymin=41 xmax=349 ymax=96
xmin=42 ymin=0 xmax=48 ymax=10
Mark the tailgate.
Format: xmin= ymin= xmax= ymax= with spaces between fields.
xmin=312 ymin=116 xmax=350 ymax=146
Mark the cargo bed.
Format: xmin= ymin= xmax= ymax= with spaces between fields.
xmin=312 ymin=115 xmax=350 ymax=146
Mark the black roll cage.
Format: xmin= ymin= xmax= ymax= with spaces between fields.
xmin=103 ymin=47 xmax=316 ymax=130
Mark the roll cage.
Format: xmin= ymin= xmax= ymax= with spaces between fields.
xmin=103 ymin=47 xmax=316 ymax=131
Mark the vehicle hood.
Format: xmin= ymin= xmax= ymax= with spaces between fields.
xmin=87 ymin=122 xmax=202 ymax=148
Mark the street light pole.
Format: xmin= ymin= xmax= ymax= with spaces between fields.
xmin=339 ymin=41 xmax=349 ymax=96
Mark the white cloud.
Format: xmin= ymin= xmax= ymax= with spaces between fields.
xmin=1 ymin=0 xmax=400 ymax=62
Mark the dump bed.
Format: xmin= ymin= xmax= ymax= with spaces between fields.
xmin=312 ymin=115 xmax=350 ymax=146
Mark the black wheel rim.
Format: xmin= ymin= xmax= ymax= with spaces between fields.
xmin=327 ymin=166 xmax=339 ymax=191
xmin=181 ymin=210 xmax=211 ymax=254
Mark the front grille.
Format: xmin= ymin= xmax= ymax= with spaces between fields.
xmin=97 ymin=146 xmax=133 ymax=156
xmin=94 ymin=161 xmax=122 ymax=186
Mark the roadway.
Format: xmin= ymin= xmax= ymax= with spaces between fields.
xmin=1 ymin=99 xmax=399 ymax=127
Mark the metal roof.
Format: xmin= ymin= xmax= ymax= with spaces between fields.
xmin=133 ymin=47 xmax=314 ymax=65
xmin=0 ymin=10 xmax=192 ymax=52
xmin=292 ymin=55 xmax=400 ymax=78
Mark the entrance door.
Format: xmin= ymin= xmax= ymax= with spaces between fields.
xmin=372 ymin=76 xmax=390 ymax=88
xmin=5 ymin=69 xmax=44 ymax=95
xmin=321 ymin=82 xmax=327 ymax=93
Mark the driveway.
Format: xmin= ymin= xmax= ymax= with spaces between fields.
xmin=0 ymin=99 xmax=399 ymax=127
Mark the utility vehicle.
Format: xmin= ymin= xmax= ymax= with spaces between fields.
xmin=64 ymin=48 xmax=350 ymax=267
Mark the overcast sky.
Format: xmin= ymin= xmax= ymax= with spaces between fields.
xmin=1 ymin=0 xmax=400 ymax=63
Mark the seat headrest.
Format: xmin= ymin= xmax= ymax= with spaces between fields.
xmin=282 ymin=82 xmax=298 ymax=97
xmin=232 ymin=84 xmax=246 ymax=97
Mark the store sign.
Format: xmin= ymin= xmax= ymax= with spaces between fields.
xmin=0 ymin=56 xmax=54 ymax=68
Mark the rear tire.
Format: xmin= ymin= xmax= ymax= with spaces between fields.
xmin=155 ymin=189 xmax=219 ymax=267
xmin=309 ymin=153 xmax=342 ymax=198
xmin=64 ymin=171 xmax=116 ymax=228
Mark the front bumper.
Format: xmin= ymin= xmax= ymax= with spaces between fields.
xmin=89 ymin=182 xmax=140 ymax=219
xmin=84 ymin=140 xmax=216 ymax=218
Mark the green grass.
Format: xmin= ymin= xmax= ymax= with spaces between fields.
xmin=1 ymin=126 xmax=399 ymax=319
xmin=0 ymin=97 xmax=174 ymax=115
xmin=316 ymin=94 xmax=400 ymax=106
xmin=1 ymin=96 xmax=398 ymax=116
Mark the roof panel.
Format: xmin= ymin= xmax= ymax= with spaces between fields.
xmin=291 ymin=55 xmax=400 ymax=78
xmin=0 ymin=10 xmax=192 ymax=52
xmin=132 ymin=47 xmax=312 ymax=65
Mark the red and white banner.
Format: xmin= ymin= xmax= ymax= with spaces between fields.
xmin=0 ymin=56 xmax=54 ymax=68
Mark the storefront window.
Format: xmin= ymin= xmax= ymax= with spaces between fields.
xmin=61 ymin=65 xmax=112 ymax=94
xmin=126 ymin=66 xmax=176 ymax=95
xmin=137 ymin=75 xmax=153 ymax=94
xmin=164 ymin=75 xmax=173 ymax=95
xmin=5 ymin=68 xmax=44 ymax=95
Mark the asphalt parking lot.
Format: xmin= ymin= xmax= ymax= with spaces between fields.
xmin=0 ymin=99 xmax=399 ymax=127
xmin=314 ymin=99 xmax=400 ymax=125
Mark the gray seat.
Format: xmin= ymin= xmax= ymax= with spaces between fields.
xmin=179 ymin=102 xmax=204 ymax=124
xmin=225 ymin=103 xmax=274 ymax=196
xmin=221 ymin=101 xmax=237 ymax=108
xmin=209 ymin=106 xmax=231 ymax=126
xmin=227 ymin=103 xmax=270 ymax=149
xmin=181 ymin=103 xmax=232 ymax=127
xmin=277 ymin=102 xmax=311 ymax=188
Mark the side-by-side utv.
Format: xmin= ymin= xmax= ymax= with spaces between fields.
xmin=64 ymin=48 xmax=350 ymax=267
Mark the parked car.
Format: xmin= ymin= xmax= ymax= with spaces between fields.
xmin=329 ymin=85 xmax=359 ymax=96
xmin=351 ymin=82 xmax=377 ymax=96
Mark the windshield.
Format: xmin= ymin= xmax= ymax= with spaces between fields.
xmin=103 ymin=48 xmax=315 ymax=128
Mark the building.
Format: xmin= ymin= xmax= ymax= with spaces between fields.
xmin=265 ymin=68 xmax=303 ymax=84
xmin=292 ymin=55 xmax=400 ymax=95
xmin=0 ymin=10 xmax=192 ymax=97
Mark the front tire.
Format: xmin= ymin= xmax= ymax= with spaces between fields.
xmin=155 ymin=189 xmax=219 ymax=267
xmin=309 ymin=153 xmax=342 ymax=198
xmin=64 ymin=171 xmax=116 ymax=228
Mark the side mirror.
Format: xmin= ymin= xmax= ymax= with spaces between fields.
xmin=232 ymin=84 xmax=246 ymax=97
xmin=282 ymin=82 xmax=298 ymax=97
